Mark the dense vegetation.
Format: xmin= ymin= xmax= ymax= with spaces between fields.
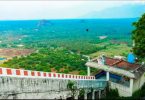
xmin=1 ymin=48 xmax=88 ymax=74
xmin=0 ymin=18 xmax=136 ymax=74
xmin=132 ymin=13 xmax=145 ymax=60
xmin=0 ymin=19 xmax=135 ymax=51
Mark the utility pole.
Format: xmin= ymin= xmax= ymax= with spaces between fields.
xmin=82 ymin=55 xmax=91 ymax=76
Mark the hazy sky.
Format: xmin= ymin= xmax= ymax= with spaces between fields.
xmin=0 ymin=1 xmax=145 ymax=20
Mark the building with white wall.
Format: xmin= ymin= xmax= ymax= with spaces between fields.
xmin=85 ymin=55 xmax=145 ymax=97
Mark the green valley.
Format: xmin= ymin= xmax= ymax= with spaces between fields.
xmin=0 ymin=18 xmax=136 ymax=75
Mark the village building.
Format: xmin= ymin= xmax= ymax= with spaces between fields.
xmin=85 ymin=55 xmax=145 ymax=97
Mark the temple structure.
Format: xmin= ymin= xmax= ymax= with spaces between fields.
xmin=86 ymin=55 xmax=145 ymax=97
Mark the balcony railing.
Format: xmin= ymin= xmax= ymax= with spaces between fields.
xmin=77 ymin=79 xmax=107 ymax=89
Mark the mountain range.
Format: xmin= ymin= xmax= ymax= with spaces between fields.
xmin=80 ymin=4 xmax=145 ymax=18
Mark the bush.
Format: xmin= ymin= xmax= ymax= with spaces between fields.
xmin=105 ymin=88 xmax=119 ymax=99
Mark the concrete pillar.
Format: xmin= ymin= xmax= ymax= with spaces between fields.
xmin=98 ymin=90 xmax=101 ymax=99
xmin=130 ymin=78 xmax=133 ymax=95
xmin=87 ymin=67 xmax=90 ymax=76
xmin=92 ymin=90 xmax=95 ymax=100
xmin=106 ymin=71 xmax=109 ymax=81
xmin=74 ymin=91 xmax=79 ymax=99
xmin=84 ymin=93 xmax=87 ymax=99
xmin=87 ymin=56 xmax=91 ymax=76
xmin=84 ymin=90 xmax=87 ymax=99
xmin=74 ymin=95 xmax=78 ymax=99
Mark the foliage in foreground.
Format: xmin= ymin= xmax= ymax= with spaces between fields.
xmin=132 ymin=13 xmax=145 ymax=60
xmin=67 ymin=80 xmax=77 ymax=99
xmin=105 ymin=88 xmax=119 ymax=99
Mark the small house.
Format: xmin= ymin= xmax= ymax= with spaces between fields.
xmin=85 ymin=55 xmax=145 ymax=97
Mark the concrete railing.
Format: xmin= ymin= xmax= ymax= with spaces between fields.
xmin=0 ymin=67 xmax=95 ymax=80
xmin=77 ymin=79 xmax=107 ymax=89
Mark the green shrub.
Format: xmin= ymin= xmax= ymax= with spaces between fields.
xmin=106 ymin=88 xmax=119 ymax=99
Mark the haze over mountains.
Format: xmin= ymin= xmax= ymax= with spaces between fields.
xmin=81 ymin=4 xmax=145 ymax=19
xmin=0 ymin=1 xmax=144 ymax=20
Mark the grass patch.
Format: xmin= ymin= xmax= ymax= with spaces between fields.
xmin=89 ymin=43 xmax=131 ymax=58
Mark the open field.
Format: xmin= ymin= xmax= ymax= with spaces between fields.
xmin=89 ymin=43 xmax=131 ymax=58
xmin=0 ymin=48 xmax=35 ymax=59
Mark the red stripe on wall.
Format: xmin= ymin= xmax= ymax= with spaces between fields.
xmin=69 ymin=75 xmax=71 ymax=78
xmin=43 ymin=72 xmax=46 ymax=77
xmin=37 ymin=72 xmax=41 ymax=76
xmin=31 ymin=71 xmax=35 ymax=76
xmin=16 ymin=69 xmax=21 ymax=75
xmin=58 ymin=74 xmax=60 ymax=78
xmin=62 ymin=74 xmax=64 ymax=78
xmin=0 ymin=68 xmax=2 ymax=74
xmin=6 ymin=69 xmax=12 ymax=75
xmin=24 ymin=71 xmax=28 ymax=76
xmin=73 ymin=75 xmax=74 ymax=78
xmin=48 ymin=73 xmax=51 ymax=77
xmin=66 ymin=75 xmax=67 ymax=78
xmin=53 ymin=73 xmax=56 ymax=77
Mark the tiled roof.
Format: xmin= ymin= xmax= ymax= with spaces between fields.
xmin=105 ymin=57 xmax=141 ymax=71
xmin=90 ymin=56 xmax=145 ymax=78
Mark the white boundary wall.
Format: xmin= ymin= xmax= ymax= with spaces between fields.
xmin=0 ymin=67 xmax=95 ymax=80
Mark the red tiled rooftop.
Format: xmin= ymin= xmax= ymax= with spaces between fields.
xmin=92 ymin=56 xmax=141 ymax=71
xmin=105 ymin=57 xmax=140 ymax=71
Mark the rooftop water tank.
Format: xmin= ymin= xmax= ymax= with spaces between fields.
xmin=127 ymin=53 xmax=135 ymax=63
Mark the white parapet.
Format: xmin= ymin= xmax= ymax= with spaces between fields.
xmin=0 ymin=67 xmax=95 ymax=80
